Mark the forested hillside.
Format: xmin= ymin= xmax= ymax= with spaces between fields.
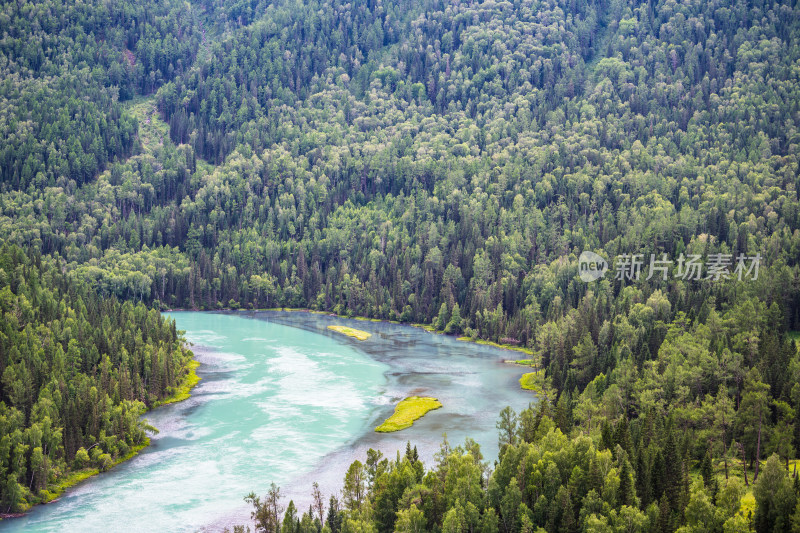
xmin=0 ymin=0 xmax=203 ymax=189
xmin=1 ymin=0 xmax=799 ymax=528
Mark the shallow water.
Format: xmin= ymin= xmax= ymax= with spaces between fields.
xmin=2 ymin=311 xmax=535 ymax=532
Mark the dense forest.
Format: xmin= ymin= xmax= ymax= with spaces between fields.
xmin=233 ymin=413 xmax=800 ymax=533
xmin=1 ymin=0 xmax=799 ymax=528
xmin=0 ymin=246 xmax=192 ymax=512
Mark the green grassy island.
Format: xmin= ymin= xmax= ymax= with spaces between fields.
xmin=327 ymin=325 xmax=372 ymax=340
xmin=375 ymin=396 xmax=443 ymax=432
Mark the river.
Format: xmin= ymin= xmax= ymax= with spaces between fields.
xmin=1 ymin=311 xmax=536 ymax=532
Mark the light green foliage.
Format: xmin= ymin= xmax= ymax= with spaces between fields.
xmin=518 ymin=372 xmax=545 ymax=394
xmin=754 ymin=455 xmax=797 ymax=532
xmin=343 ymin=461 xmax=366 ymax=511
xmin=327 ymin=326 xmax=372 ymax=341
xmin=375 ymin=397 xmax=442 ymax=433
xmin=395 ymin=504 xmax=426 ymax=533
xmin=73 ymin=448 xmax=90 ymax=469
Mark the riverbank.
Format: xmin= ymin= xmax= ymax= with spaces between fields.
xmin=5 ymin=352 xmax=200 ymax=519
xmin=519 ymin=370 xmax=546 ymax=394
xmin=30 ymin=438 xmax=152 ymax=509
xmin=260 ymin=308 xmax=545 ymax=373
xmin=298 ymin=310 xmax=541 ymax=361
xmin=153 ymin=358 xmax=202 ymax=407
xmin=196 ymin=307 xmax=548 ymax=393
xmin=171 ymin=307 xmax=548 ymax=401
xmin=171 ymin=306 xmax=543 ymax=363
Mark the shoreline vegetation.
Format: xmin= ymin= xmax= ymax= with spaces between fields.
xmin=518 ymin=370 xmax=546 ymax=394
xmin=25 ymin=437 xmax=152 ymax=512
xmin=153 ymin=359 xmax=202 ymax=407
xmin=6 ymin=353 xmax=200 ymax=519
xmin=0 ymin=251 xmax=207 ymax=519
xmin=375 ymin=396 xmax=443 ymax=432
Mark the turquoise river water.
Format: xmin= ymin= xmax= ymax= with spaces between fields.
xmin=1 ymin=311 xmax=536 ymax=532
